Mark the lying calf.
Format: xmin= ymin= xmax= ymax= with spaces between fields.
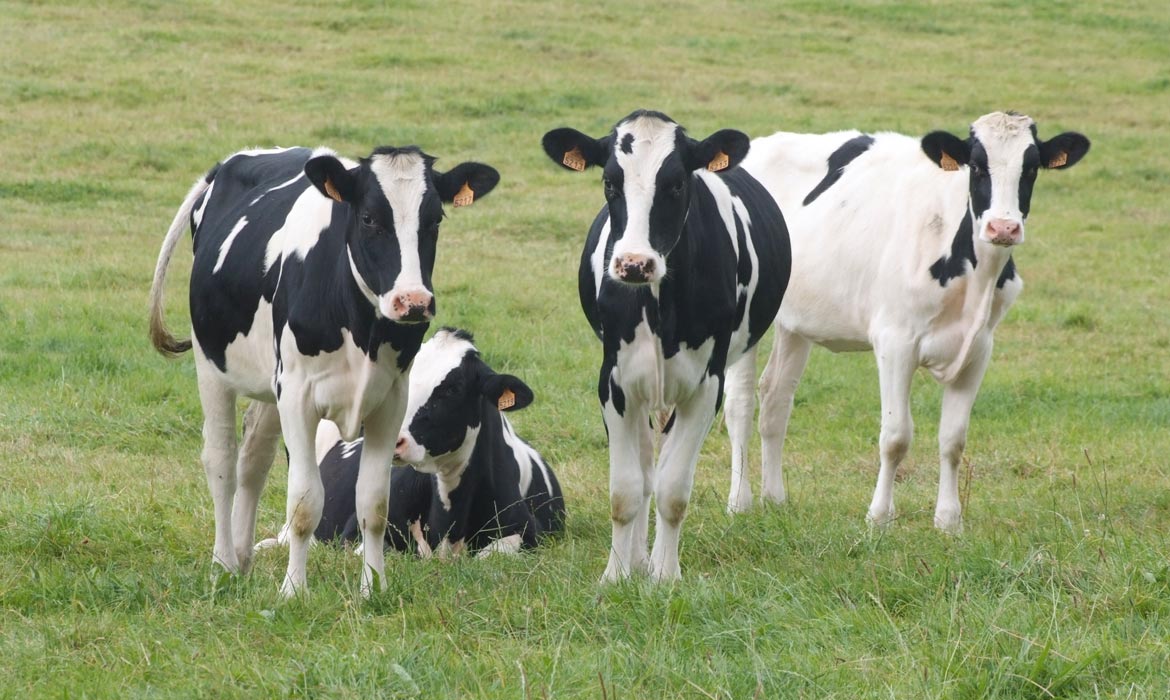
xmin=259 ymin=328 xmax=564 ymax=557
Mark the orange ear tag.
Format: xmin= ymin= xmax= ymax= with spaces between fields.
xmin=453 ymin=182 xmax=474 ymax=208
xmin=707 ymin=150 xmax=730 ymax=172
xmin=497 ymin=388 xmax=516 ymax=411
xmin=939 ymin=153 xmax=960 ymax=172
xmin=1047 ymin=152 xmax=1068 ymax=168
xmin=563 ymin=146 xmax=587 ymax=172
xmin=324 ymin=179 xmax=343 ymax=202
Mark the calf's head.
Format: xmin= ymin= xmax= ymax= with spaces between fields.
xmin=542 ymin=110 xmax=750 ymax=285
xmin=921 ymin=112 xmax=1089 ymax=247
xmin=394 ymin=328 xmax=534 ymax=474
xmin=304 ymin=147 xmax=499 ymax=323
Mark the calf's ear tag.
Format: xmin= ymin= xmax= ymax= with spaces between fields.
xmin=453 ymin=182 xmax=475 ymax=208
xmin=563 ymin=147 xmax=587 ymax=172
xmin=497 ymin=388 xmax=516 ymax=411
xmin=939 ymin=153 xmax=960 ymax=172
xmin=707 ymin=150 xmax=730 ymax=172
xmin=1047 ymin=151 xmax=1068 ymax=168
xmin=324 ymin=179 xmax=343 ymax=202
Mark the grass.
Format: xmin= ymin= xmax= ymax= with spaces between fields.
xmin=2 ymin=0 xmax=1169 ymax=697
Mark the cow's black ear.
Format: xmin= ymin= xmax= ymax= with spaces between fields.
xmin=1039 ymin=132 xmax=1090 ymax=170
xmin=687 ymin=129 xmax=751 ymax=173
xmin=479 ymin=372 xmax=535 ymax=412
xmin=305 ymin=154 xmax=359 ymax=203
xmin=435 ymin=163 xmax=500 ymax=208
xmin=542 ymin=128 xmax=609 ymax=172
xmin=921 ymin=131 xmax=971 ymax=171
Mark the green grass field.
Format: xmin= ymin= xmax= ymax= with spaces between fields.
xmin=3 ymin=1 xmax=1169 ymax=697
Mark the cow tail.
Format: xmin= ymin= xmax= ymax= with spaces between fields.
xmin=149 ymin=173 xmax=211 ymax=357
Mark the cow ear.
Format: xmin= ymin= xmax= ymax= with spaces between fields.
xmin=435 ymin=163 xmax=501 ymax=208
xmin=542 ymin=128 xmax=609 ymax=172
xmin=305 ymin=154 xmax=359 ymax=203
xmin=1039 ymin=132 xmax=1090 ymax=170
xmin=921 ymin=131 xmax=971 ymax=171
xmin=687 ymin=129 xmax=751 ymax=173
xmin=479 ymin=372 xmax=534 ymax=412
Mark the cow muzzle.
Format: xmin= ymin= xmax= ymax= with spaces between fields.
xmin=610 ymin=253 xmax=660 ymax=285
xmin=394 ymin=434 xmax=428 ymax=468
xmin=985 ymin=218 xmax=1023 ymax=247
xmin=381 ymin=289 xmax=435 ymax=324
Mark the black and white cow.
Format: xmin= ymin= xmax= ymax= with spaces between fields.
xmin=149 ymin=145 xmax=499 ymax=597
xmin=259 ymin=328 xmax=565 ymax=557
xmin=739 ymin=111 xmax=1089 ymax=530
xmin=542 ymin=110 xmax=791 ymax=582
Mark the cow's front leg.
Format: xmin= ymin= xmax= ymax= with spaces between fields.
xmin=935 ymin=335 xmax=992 ymax=533
xmin=723 ymin=347 xmax=757 ymax=513
xmin=354 ymin=389 xmax=405 ymax=597
xmin=277 ymin=390 xmax=322 ymax=599
xmin=867 ymin=336 xmax=917 ymax=528
xmin=231 ymin=401 xmax=282 ymax=574
xmin=650 ymin=379 xmax=720 ymax=582
xmin=601 ymin=394 xmax=653 ymax=583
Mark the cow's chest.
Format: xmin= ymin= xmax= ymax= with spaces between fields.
xmin=277 ymin=326 xmax=405 ymax=441
xmin=611 ymin=316 xmax=716 ymax=410
xmin=918 ymin=273 xmax=1022 ymax=377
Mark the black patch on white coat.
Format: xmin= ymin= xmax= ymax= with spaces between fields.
xmin=996 ymin=256 xmax=1016 ymax=289
xmin=802 ymin=135 xmax=875 ymax=206
xmin=620 ymin=133 xmax=635 ymax=154
xmin=929 ymin=210 xmax=977 ymax=287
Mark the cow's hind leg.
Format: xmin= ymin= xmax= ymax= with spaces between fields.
xmin=650 ymin=379 xmax=720 ymax=582
xmin=757 ymin=329 xmax=812 ymax=506
xmin=724 ymin=346 xmax=758 ymax=513
xmin=936 ymin=335 xmax=992 ymax=533
xmin=195 ymin=361 xmax=240 ymax=574
xmin=867 ymin=337 xmax=917 ymax=527
xmin=277 ymin=395 xmax=322 ymax=598
xmin=232 ymin=401 xmax=282 ymax=573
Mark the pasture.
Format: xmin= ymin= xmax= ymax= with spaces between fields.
xmin=2 ymin=0 xmax=1168 ymax=697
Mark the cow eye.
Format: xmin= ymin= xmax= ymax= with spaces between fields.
xmin=360 ymin=213 xmax=375 ymax=227
xmin=669 ymin=182 xmax=684 ymax=198
xmin=603 ymin=178 xmax=619 ymax=199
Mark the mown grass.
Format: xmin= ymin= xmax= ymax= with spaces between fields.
xmin=2 ymin=0 xmax=1169 ymax=697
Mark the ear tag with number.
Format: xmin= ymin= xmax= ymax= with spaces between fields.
xmin=563 ymin=147 xmax=587 ymax=172
xmin=453 ymin=182 xmax=475 ymax=208
xmin=497 ymin=388 xmax=516 ymax=411
xmin=707 ymin=150 xmax=730 ymax=172
xmin=324 ymin=179 xmax=343 ymax=202
xmin=939 ymin=153 xmax=960 ymax=172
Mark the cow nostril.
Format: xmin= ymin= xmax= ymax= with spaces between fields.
xmin=395 ymin=437 xmax=407 ymax=452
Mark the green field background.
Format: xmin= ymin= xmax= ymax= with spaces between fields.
xmin=2 ymin=1 xmax=1168 ymax=697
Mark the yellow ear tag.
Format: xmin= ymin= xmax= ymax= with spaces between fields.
xmin=453 ymin=182 xmax=474 ymax=208
xmin=707 ymin=150 xmax=730 ymax=172
xmin=497 ymin=388 xmax=516 ymax=411
xmin=939 ymin=153 xmax=960 ymax=172
xmin=563 ymin=146 xmax=587 ymax=172
xmin=1047 ymin=151 xmax=1068 ymax=168
xmin=324 ymin=179 xmax=343 ymax=202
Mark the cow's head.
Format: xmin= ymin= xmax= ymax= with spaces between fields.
xmin=542 ymin=110 xmax=750 ymax=285
xmin=304 ymin=147 xmax=499 ymax=323
xmin=393 ymin=328 xmax=534 ymax=475
xmin=921 ymin=112 xmax=1089 ymax=247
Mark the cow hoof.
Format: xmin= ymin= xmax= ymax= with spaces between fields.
xmin=279 ymin=578 xmax=306 ymax=600
xmin=934 ymin=508 xmax=963 ymax=534
xmin=865 ymin=506 xmax=896 ymax=529
xmin=726 ymin=493 xmax=753 ymax=515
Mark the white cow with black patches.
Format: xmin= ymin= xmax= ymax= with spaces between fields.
xmin=150 ymin=145 xmax=498 ymax=597
xmin=740 ymin=111 xmax=1089 ymax=530
xmin=543 ymin=110 xmax=791 ymax=582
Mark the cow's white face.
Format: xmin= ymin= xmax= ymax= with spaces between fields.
xmin=921 ymin=112 xmax=1090 ymax=249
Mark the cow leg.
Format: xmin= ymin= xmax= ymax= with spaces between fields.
xmin=354 ymin=390 xmax=404 ymax=597
xmin=601 ymin=398 xmax=653 ymax=583
xmin=867 ymin=338 xmax=917 ymax=527
xmin=650 ymin=379 xmax=720 ymax=582
xmin=758 ymin=329 xmax=812 ymax=506
xmin=277 ymin=394 xmax=321 ymax=599
xmin=724 ymin=346 xmax=758 ymax=513
xmin=195 ymin=361 xmax=240 ymax=574
xmin=936 ymin=335 xmax=992 ymax=533
xmin=231 ymin=401 xmax=282 ymax=574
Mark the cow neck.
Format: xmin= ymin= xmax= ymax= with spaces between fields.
xmin=940 ymin=200 xmax=1015 ymax=383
